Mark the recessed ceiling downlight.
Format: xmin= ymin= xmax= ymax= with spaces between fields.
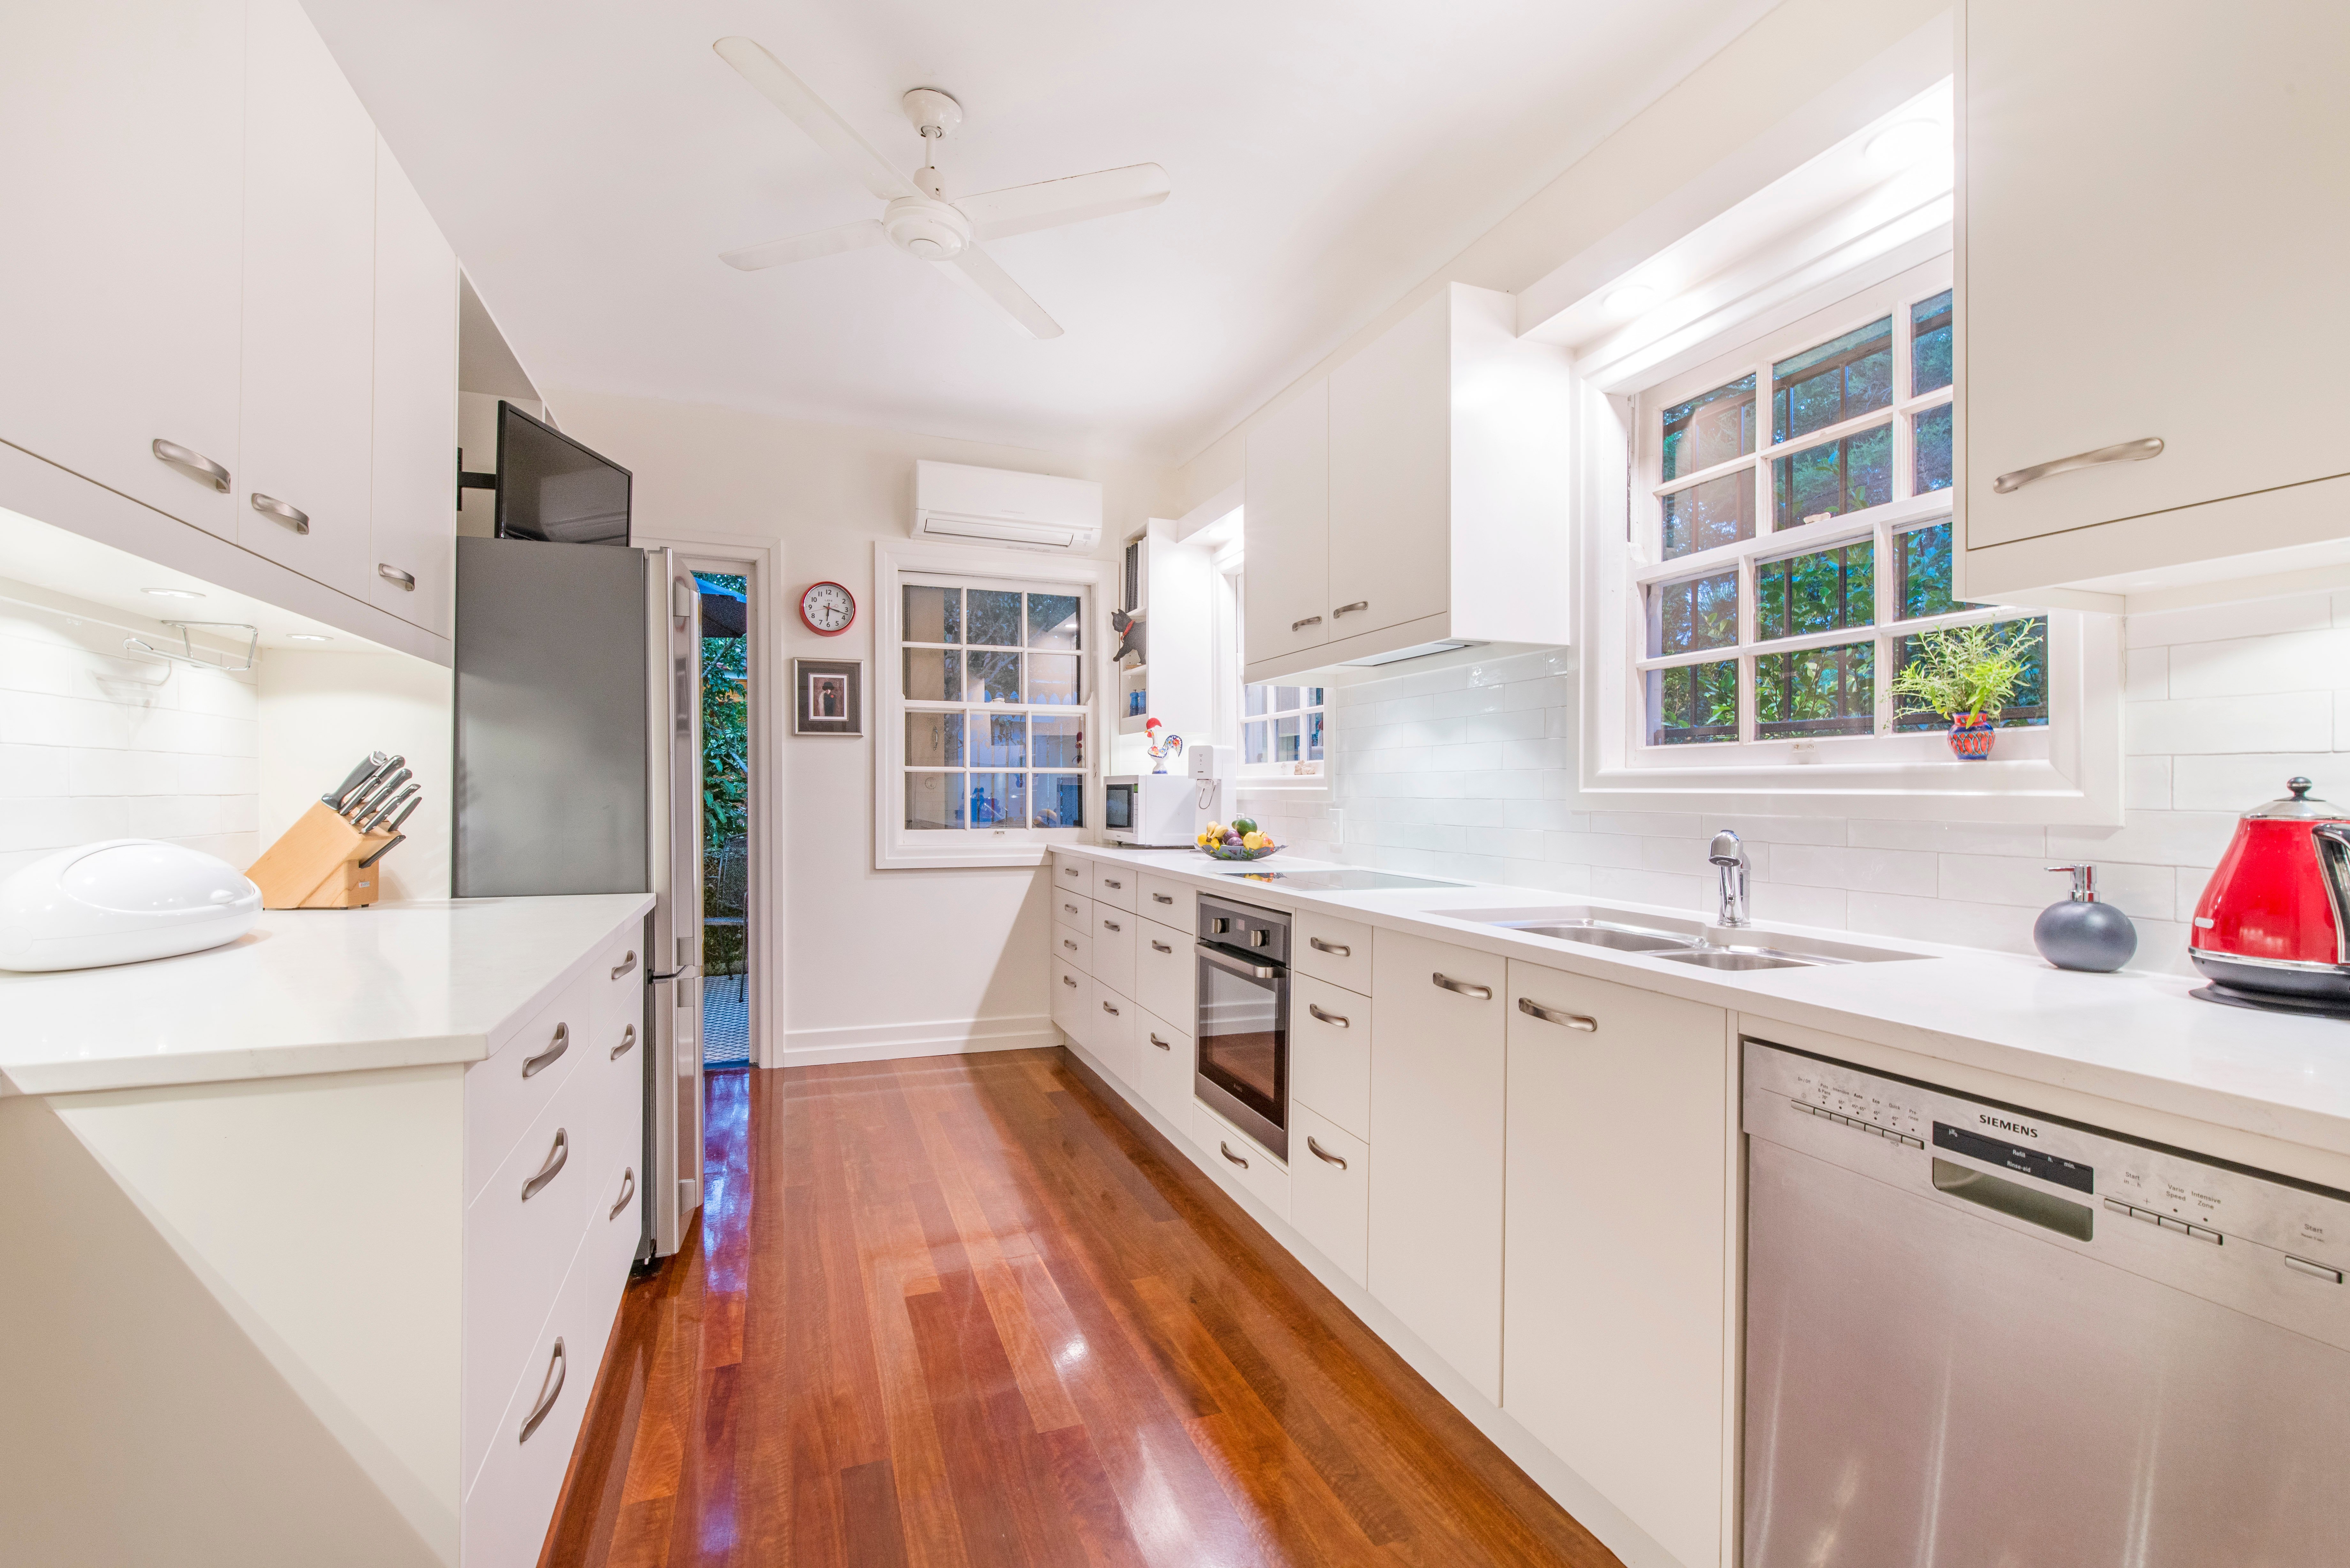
xmin=142 ymin=587 xmax=205 ymax=600
xmin=288 ymin=632 xmax=333 ymax=643
xmin=1866 ymin=119 xmax=1945 ymax=167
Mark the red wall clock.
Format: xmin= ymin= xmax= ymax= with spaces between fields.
xmin=799 ymin=581 xmax=856 ymax=636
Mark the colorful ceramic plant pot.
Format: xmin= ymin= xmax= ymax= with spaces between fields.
xmin=1948 ymin=714 xmax=1997 ymax=760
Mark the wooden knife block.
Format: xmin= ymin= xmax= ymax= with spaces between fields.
xmin=246 ymin=801 xmax=397 ymax=909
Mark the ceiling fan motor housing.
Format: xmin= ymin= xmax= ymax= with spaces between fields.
xmin=884 ymin=194 xmax=971 ymax=260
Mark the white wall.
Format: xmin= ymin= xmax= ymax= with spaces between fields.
xmin=548 ymin=389 xmax=1181 ymax=1066
xmin=256 ymin=650 xmax=453 ymax=902
xmin=0 ymin=578 xmax=258 ymax=883
xmin=1267 ymin=592 xmax=2350 ymax=974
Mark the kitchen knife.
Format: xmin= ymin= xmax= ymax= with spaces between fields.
xmin=346 ymin=761 xmax=409 ymax=820
xmin=357 ymin=797 xmax=422 ymax=868
xmin=323 ymin=752 xmax=386 ymax=809
xmin=338 ymin=754 xmax=402 ymax=817
xmin=360 ymin=781 xmax=417 ymax=833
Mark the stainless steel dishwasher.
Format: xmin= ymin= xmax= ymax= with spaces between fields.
xmin=1743 ymin=1037 xmax=2350 ymax=1567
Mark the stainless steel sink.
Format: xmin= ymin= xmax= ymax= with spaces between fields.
xmin=1511 ymin=923 xmax=1693 ymax=954
xmin=1653 ymin=946 xmax=1819 ymax=971
xmin=1454 ymin=903 xmax=1928 ymax=969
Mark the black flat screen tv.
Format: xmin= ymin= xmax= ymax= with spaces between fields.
xmin=496 ymin=401 xmax=632 ymax=546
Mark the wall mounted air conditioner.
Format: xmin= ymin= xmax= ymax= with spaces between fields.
xmin=912 ymin=460 xmax=1103 ymax=551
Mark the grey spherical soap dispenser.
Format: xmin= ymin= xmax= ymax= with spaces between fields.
xmin=2035 ymin=863 xmax=2137 ymax=972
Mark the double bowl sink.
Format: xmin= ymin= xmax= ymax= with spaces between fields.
xmin=1462 ymin=906 xmax=1927 ymax=971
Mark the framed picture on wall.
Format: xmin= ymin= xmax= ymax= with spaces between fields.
xmin=793 ymin=658 xmax=863 ymax=736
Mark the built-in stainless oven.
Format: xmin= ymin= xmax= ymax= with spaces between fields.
xmin=1194 ymin=893 xmax=1289 ymax=1159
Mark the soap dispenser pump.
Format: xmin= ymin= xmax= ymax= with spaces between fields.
xmin=2034 ymin=863 xmax=2137 ymax=973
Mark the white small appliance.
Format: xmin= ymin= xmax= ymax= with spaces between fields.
xmin=0 ymin=839 xmax=262 ymax=972
xmin=1103 ymin=773 xmax=1202 ymax=847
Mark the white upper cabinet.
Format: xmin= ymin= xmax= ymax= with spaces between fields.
xmin=237 ymin=0 xmax=379 ymax=598
xmin=1243 ymin=381 xmax=1331 ymax=668
xmin=1243 ymin=284 xmax=1576 ymax=682
xmin=0 ymin=0 xmax=247 ymax=537
xmin=369 ymin=139 xmax=459 ymax=636
xmin=1958 ymin=0 xmax=2350 ymax=601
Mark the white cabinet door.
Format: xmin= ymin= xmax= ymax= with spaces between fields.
xmin=1243 ymin=381 xmax=1330 ymax=668
xmin=1133 ymin=1006 xmax=1194 ymax=1136
xmin=1050 ymin=957 xmax=1088 ymax=1040
xmin=1367 ymin=931 xmax=1506 ymax=1403
xmin=1328 ymin=293 xmax=1450 ymax=638
xmin=236 ymin=0 xmax=378 ymax=596
xmin=1133 ymin=920 xmax=1194 ymax=1035
xmin=1092 ymin=907 xmax=1138 ymax=1002
xmin=369 ymin=137 xmax=458 ymax=635
xmin=1290 ymin=974 xmax=1370 ymax=1143
xmin=1502 ymin=958 xmax=1731 ymax=1568
xmin=1088 ymin=986 xmax=1138 ymax=1088
xmin=1960 ymin=0 xmax=2350 ymax=553
xmin=0 ymin=0 xmax=246 ymax=536
xmin=1290 ymin=1104 xmax=1368 ymax=1288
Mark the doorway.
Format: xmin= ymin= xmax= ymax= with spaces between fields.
xmin=694 ymin=569 xmax=753 ymax=1067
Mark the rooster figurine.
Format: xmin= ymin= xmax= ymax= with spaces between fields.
xmin=1143 ymin=717 xmax=1184 ymax=774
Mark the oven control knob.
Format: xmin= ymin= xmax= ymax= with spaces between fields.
xmin=1248 ymin=930 xmax=1269 ymax=947
xmin=1210 ymin=917 xmax=1230 ymax=934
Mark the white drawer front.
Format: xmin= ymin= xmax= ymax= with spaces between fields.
xmin=1138 ymin=872 xmax=1195 ymax=929
xmin=1053 ymin=888 xmax=1094 ymax=936
xmin=1086 ymin=984 xmax=1138 ymax=1085
xmin=1053 ymin=924 xmax=1093 ymax=974
xmin=1053 ymin=852 xmax=1092 ymax=897
xmin=1291 ymin=1105 xmax=1369 ymax=1287
xmin=588 ymin=926 xmax=645 ymax=1065
xmin=1090 ymin=861 xmax=1137 ymax=912
xmin=1092 ymin=907 xmax=1138 ymax=999
xmin=464 ymin=1229 xmax=591 ymax=1565
xmin=1296 ymin=911 xmax=1374 ymax=992
xmin=1050 ymin=958 xmax=1089 ymax=1037
xmin=1134 ymin=1006 xmax=1196 ymax=1135
xmin=465 ymin=976 xmax=588 ymax=1206
xmin=1134 ymin=919 xmax=1194 ymax=1032
xmin=581 ymin=1147 xmax=641 ymax=1355
xmin=1292 ymin=973 xmax=1372 ymax=1142
xmin=1194 ymin=1100 xmax=1290 ymax=1220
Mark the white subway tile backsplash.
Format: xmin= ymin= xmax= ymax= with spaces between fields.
xmin=2168 ymin=755 xmax=2340 ymax=814
xmin=2126 ymin=693 xmax=2332 ymax=756
xmin=2166 ymin=628 xmax=2350 ymax=699
xmin=2126 ymin=593 xmax=2332 ymax=648
xmin=2123 ymin=646 xmax=2169 ymax=701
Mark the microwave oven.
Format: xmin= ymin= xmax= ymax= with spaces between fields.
xmin=1103 ymin=773 xmax=1199 ymax=847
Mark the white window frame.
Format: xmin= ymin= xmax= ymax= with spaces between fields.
xmin=874 ymin=539 xmax=1108 ymax=869
xmin=1241 ymin=680 xmax=1328 ymax=778
xmin=1573 ymin=255 xmax=2123 ymax=823
xmin=1218 ymin=551 xmax=1335 ymax=793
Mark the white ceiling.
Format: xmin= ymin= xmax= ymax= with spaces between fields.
xmin=304 ymin=0 xmax=1773 ymax=462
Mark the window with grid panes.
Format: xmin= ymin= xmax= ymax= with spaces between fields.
xmin=1243 ymin=683 xmax=1325 ymax=774
xmin=1635 ymin=265 xmax=2047 ymax=750
xmin=900 ymin=577 xmax=1087 ymax=831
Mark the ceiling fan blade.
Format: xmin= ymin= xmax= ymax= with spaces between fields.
xmin=945 ymin=245 xmax=1063 ymax=338
xmin=720 ymin=218 xmax=887 ymax=271
xmin=956 ymin=162 xmax=1172 ymax=242
xmin=712 ymin=36 xmax=915 ymax=203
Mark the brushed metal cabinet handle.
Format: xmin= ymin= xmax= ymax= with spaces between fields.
xmin=1220 ymin=1141 xmax=1249 ymax=1169
xmin=1149 ymin=1033 xmax=1171 ymax=1050
xmin=250 ymin=493 xmax=309 ymax=533
xmin=1518 ymin=996 xmax=1598 ymax=1032
xmin=1063 ymin=903 xmax=1080 ymax=915
xmin=1103 ymin=919 xmax=1121 ymax=932
xmin=521 ymin=1128 xmax=570 ymax=1201
xmin=611 ymin=949 xmax=638 ymax=979
xmin=1308 ymin=1136 xmax=1348 ymax=1170
xmin=1332 ymin=600 xmax=1369 ymax=617
xmin=1064 ymin=938 xmax=1079 ymax=951
xmin=152 ymin=438 xmax=229 ymax=492
xmin=1152 ymin=893 xmax=1174 ymax=904
xmin=1151 ymin=940 xmax=1172 ymax=953
xmin=1103 ymin=878 xmax=1122 ymax=888
xmin=1101 ymin=1000 xmax=1120 ymax=1016
xmin=523 ymin=1023 xmax=570 ymax=1077
xmin=1308 ymin=936 xmax=1350 ymax=956
xmin=519 ymin=1338 xmax=567 ymax=1442
xmin=1061 ymin=974 xmax=1077 ymax=988
xmin=1291 ymin=614 xmax=1322 ymax=631
xmin=1992 ymin=436 xmax=2164 ymax=494
xmin=609 ymin=1165 xmax=637 ymax=1220
xmin=1307 ymin=1002 xmax=1349 ymax=1028
xmin=1064 ymin=864 xmax=1081 ymax=878
xmin=378 ymin=562 xmax=417 ymax=590
xmin=611 ymin=1024 xmax=638 ymax=1059
xmin=1432 ymin=972 xmax=1493 ymax=1000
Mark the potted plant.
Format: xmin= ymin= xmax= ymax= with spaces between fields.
xmin=1889 ymin=622 xmax=2041 ymax=760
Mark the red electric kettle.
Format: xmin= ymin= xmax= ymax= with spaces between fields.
xmin=2190 ymin=777 xmax=2350 ymax=1006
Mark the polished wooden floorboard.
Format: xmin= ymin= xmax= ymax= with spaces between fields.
xmin=544 ymin=1049 xmax=1619 ymax=1568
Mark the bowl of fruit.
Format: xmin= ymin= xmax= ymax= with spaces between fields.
xmin=1196 ymin=818 xmax=1280 ymax=861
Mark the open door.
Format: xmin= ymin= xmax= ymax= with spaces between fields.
xmin=649 ymin=553 xmax=704 ymax=1256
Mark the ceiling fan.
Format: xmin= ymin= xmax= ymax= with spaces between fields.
xmin=712 ymin=36 xmax=1171 ymax=339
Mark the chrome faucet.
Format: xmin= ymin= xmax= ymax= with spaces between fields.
xmin=1709 ymin=829 xmax=1750 ymax=928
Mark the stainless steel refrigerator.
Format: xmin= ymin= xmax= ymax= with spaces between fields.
xmin=454 ymin=536 xmax=705 ymax=1259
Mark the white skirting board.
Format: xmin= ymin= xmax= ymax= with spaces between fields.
xmin=1055 ymin=1029 xmax=1690 ymax=1568
xmin=777 ymin=1012 xmax=1056 ymax=1067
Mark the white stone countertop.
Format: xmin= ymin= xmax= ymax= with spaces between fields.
xmin=0 ymin=893 xmax=655 ymax=1097
xmin=1058 ymin=844 xmax=2350 ymax=1166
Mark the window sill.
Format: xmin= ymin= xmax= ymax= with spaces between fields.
xmin=1232 ymin=774 xmax=1331 ymax=799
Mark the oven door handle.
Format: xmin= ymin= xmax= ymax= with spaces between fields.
xmin=1195 ymin=943 xmax=1280 ymax=981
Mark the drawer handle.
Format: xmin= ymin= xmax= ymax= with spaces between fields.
xmin=1103 ymin=919 xmax=1122 ymax=932
xmin=1101 ymin=1000 xmax=1120 ymax=1016
xmin=1063 ymin=974 xmax=1078 ymax=988
xmin=521 ymin=1128 xmax=570 ymax=1201
xmin=1307 ymin=1002 xmax=1349 ymax=1029
xmin=611 ymin=949 xmax=638 ymax=980
xmin=1064 ymin=903 xmax=1079 ymax=914
xmin=152 ymin=437 xmax=230 ymax=492
xmin=1308 ymin=936 xmax=1350 ymax=957
xmin=523 ymin=1022 xmax=570 ymax=1077
xmin=1151 ymin=939 xmax=1172 ymax=954
xmin=1149 ymin=1032 xmax=1171 ymax=1050
xmin=1992 ymin=436 xmax=2164 ymax=495
xmin=1308 ymin=1136 xmax=1348 ymax=1170
xmin=250 ymin=492 xmax=310 ymax=534
xmin=1332 ymin=600 xmax=1369 ymax=618
xmin=610 ymin=1165 xmax=637 ymax=1220
xmin=1064 ymin=865 xmax=1081 ymax=878
xmin=1291 ymin=614 xmax=1322 ymax=631
xmin=1518 ymin=997 xmax=1597 ymax=1032
xmin=1064 ymin=939 xmax=1079 ymax=952
xmin=1220 ymin=1141 xmax=1249 ymax=1170
xmin=1152 ymin=892 xmax=1174 ymax=905
xmin=519 ymin=1337 xmax=567 ymax=1443
xmin=1432 ymin=972 xmax=1492 ymax=1000
xmin=1103 ymin=878 xmax=1122 ymax=889
xmin=612 ymin=1023 xmax=638 ymax=1059
xmin=378 ymin=562 xmax=417 ymax=590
